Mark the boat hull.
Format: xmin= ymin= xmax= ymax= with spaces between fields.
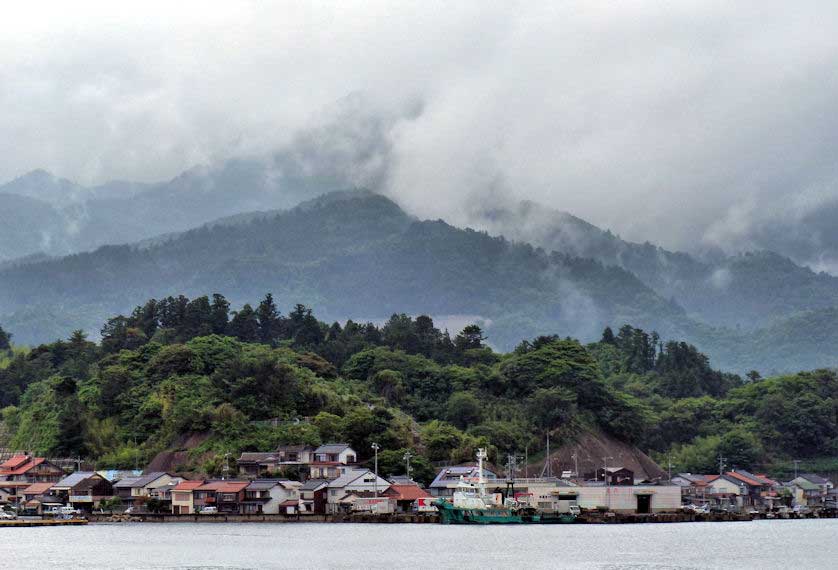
xmin=436 ymin=500 xmax=576 ymax=525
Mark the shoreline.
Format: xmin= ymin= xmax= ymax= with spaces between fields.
xmin=80 ymin=511 xmax=837 ymax=525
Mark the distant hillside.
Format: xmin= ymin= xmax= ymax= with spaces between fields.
xmin=0 ymin=191 xmax=687 ymax=351
xmin=0 ymin=193 xmax=70 ymax=261
xmin=475 ymin=201 xmax=838 ymax=331
xmin=0 ymin=160 xmax=335 ymax=261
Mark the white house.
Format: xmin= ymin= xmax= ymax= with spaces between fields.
xmin=243 ymin=479 xmax=302 ymax=514
xmin=310 ymin=444 xmax=358 ymax=479
xmin=326 ymin=468 xmax=390 ymax=513
xmin=705 ymin=474 xmax=747 ymax=508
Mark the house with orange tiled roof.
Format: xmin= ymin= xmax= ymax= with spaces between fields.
xmin=385 ymin=482 xmax=433 ymax=513
xmin=726 ymin=470 xmax=776 ymax=508
xmin=0 ymin=455 xmax=65 ymax=483
xmin=19 ymin=481 xmax=63 ymax=515
xmin=171 ymin=480 xmax=205 ymax=514
xmin=194 ymin=480 xmax=250 ymax=513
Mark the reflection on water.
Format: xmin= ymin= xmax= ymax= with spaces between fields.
xmin=1 ymin=519 xmax=835 ymax=569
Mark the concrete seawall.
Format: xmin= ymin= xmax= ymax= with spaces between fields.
xmin=88 ymin=513 xmax=440 ymax=524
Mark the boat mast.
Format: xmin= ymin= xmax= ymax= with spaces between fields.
xmin=476 ymin=448 xmax=488 ymax=494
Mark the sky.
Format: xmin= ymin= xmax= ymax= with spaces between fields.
xmin=3 ymin=1 xmax=838 ymax=254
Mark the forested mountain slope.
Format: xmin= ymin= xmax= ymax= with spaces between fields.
xmin=0 ymin=192 xmax=686 ymax=352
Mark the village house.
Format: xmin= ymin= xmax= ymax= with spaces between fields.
xmin=310 ymin=444 xmax=357 ymax=480
xmin=237 ymin=453 xmax=282 ymax=479
xmin=242 ymin=479 xmax=302 ymax=514
xmin=788 ymin=474 xmax=834 ymax=508
xmin=214 ymin=481 xmax=249 ymax=513
xmin=171 ymin=480 xmax=204 ymax=514
xmin=0 ymin=455 xmax=65 ymax=483
xmin=326 ymin=468 xmax=390 ymax=513
xmin=385 ymin=482 xmax=434 ymax=513
xmin=52 ymin=471 xmax=114 ymax=512
xmin=193 ymin=480 xmax=249 ymax=513
xmin=0 ymin=482 xmax=31 ymax=509
xmin=704 ymin=474 xmax=748 ymax=509
xmin=671 ymin=473 xmax=711 ymax=506
xmin=113 ymin=472 xmax=181 ymax=509
xmin=20 ymin=482 xmax=62 ymax=515
xmin=299 ymin=479 xmax=329 ymax=514
xmin=726 ymin=470 xmax=778 ymax=509
xmin=237 ymin=445 xmax=319 ymax=479
xmin=428 ymin=465 xmax=499 ymax=497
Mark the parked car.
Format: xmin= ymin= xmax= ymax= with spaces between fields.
xmin=46 ymin=506 xmax=80 ymax=517
xmin=568 ymin=505 xmax=581 ymax=516
xmin=199 ymin=506 xmax=218 ymax=515
xmin=0 ymin=511 xmax=16 ymax=520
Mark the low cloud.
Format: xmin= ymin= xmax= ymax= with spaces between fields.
xmin=3 ymin=1 xmax=838 ymax=260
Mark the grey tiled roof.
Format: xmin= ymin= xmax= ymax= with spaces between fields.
xmin=300 ymin=479 xmax=329 ymax=491
xmin=53 ymin=471 xmax=97 ymax=489
xmin=314 ymin=443 xmax=352 ymax=455
xmin=238 ymin=452 xmax=279 ymax=463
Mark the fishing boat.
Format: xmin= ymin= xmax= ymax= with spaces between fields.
xmin=435 ymin=449 xmax=576 ymax=524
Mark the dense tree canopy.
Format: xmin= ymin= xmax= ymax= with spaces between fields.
xmin=0 ymin=296 xmax=835 ymax=481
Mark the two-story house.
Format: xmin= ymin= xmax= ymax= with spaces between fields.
xmin=299 ymin=479 xmax=329 ymax=514
xmin=112 ymin=472 xmax=181 ymax=509
xmin=242 ymin=479 xmax=302 ymax=514
xmin=0 ymin=455 xmax=65 ymax=483
xmin=171 ymin=480 xmax=204 ymax=514
xmin=310 ymin=444 xmax=357 ymax=480
xmin=193 ymin=481 xmax=249 ymax=513
xmin=52 ymin=471 xmax=114 ymax=512
xmin=237 ymin=446 xmax=316 ymax=478
xmin=326 ymin=468 xmax=390 ymax=513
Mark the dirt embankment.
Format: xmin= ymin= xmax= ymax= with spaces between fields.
xmin=146 ymin=432 xmax=211 ymax=474
xmin=528 ymin=429 xmax=664 ymax=480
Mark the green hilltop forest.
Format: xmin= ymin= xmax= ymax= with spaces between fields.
xmin=0 ymin=295 xmax=835 ymax=483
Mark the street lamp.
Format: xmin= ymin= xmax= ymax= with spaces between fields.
xmin=371 ymin=443 xmax=381 ymax=499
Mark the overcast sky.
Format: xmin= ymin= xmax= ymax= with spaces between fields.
xmin=3 ymin=1 xmax=838 ymax=252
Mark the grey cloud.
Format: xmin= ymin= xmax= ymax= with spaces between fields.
xmin=3 ymin=1 xmax=838 ymax=260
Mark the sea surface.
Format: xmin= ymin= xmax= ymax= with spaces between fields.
xmin=1 ymin=519 xmax=836 ymax=569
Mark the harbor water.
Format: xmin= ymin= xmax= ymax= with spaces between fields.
xmin=1 ymin=519 xmax=836 ymax=569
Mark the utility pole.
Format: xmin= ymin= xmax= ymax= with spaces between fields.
xmin=545 ymin=432 xmax=551 ymax=478
xmin=524 ymin=445 xmax=529 ymax=479
xmin=793 ymin=459 xmax=800 ymax=479
xmin=667 ymin=454 xmax=673 ymax=482
xmin=603 ymin=456 xmax=614 ymax=511
xmin=717 ymin=454 xmax=726 ymax=475
xmin=403 ymin=451 xmax=412 ymax=481
xmin=571 ymin=452 xmax=579 ymax=479
xmin=223 ymin=452 xmax=230 ymax=480
xmin=371 ymin=443 xmax=380 ymax=499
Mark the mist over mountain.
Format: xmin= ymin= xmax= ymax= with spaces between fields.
xmin=0 ymin=190 xmax=689 ymax=351
xmin=472 ymin=201 xmax=838 ymax=331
